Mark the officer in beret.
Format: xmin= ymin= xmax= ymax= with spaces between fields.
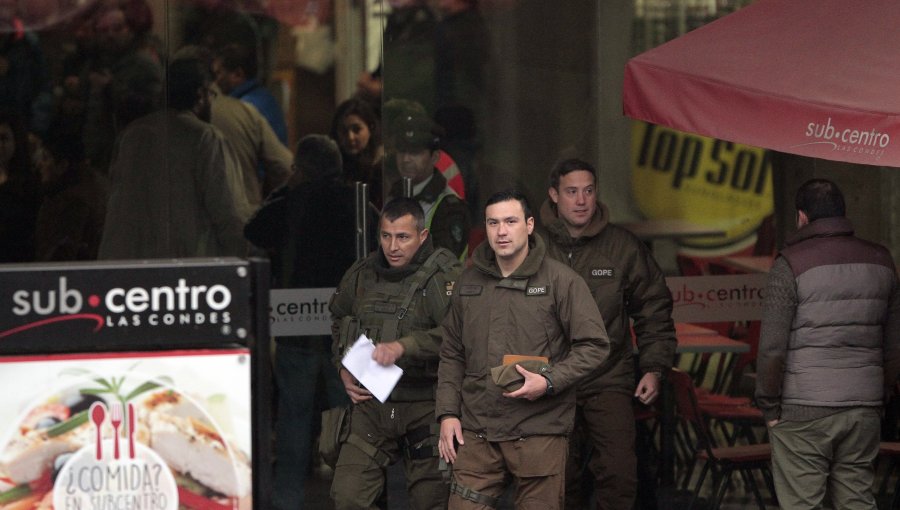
xmin=388 ymin=114 xmax=471 ymax=261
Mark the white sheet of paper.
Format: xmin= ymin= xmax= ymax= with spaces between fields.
xmin=341 ymin=334 xmax=404 ymax=403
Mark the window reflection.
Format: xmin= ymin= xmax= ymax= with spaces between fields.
xmin=0 ymin=1 xmax=763 ymax=265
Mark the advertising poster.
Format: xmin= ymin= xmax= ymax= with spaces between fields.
xmin=631 ymin=121 xmax=774 ymax=249
xmin=0 ymin=349 xmax=252 ymax=510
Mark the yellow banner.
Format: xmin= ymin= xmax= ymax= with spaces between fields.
xmin=631 ymin=122 xmax=774 ymax=248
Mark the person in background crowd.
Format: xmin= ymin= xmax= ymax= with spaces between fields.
xmin=82 ymin=1 xmax=162 ymax=175
xmin=330 ymin=97 xmax=385 ymax=210
xmin=0 ymin=109 xmax=40 ymax=262
xmin=387 ymin=113 xmax=470 ymax=260
xmin=181 ymin=0 xmax=258 ymax=50
xmin=756 ymin=178 xmax=900 ymax=510
xmin=539 ymin=158 xmax=676 ymax=510
xmin=98 ymin=52 xmax=249 ymax=259
xmin=328 ymin=197 xmax=462 ymax=510
xmin=358 ymin=0 xmax=436 ymax=116
xmin=180 ymin=0 xmax=267 ymax=73
xmin=211 ymin=85 xmax=293 ymax=207
xmin=0 ymin=0 xmax=52 ymax=135
xmin=174 ymin=44 xmax=292 ymax=209
xmin=49 ymin=3 xmax=101 ymax=152
xmin=434 ymin=0 xmax=488 ymax=128
xmin=33 ymin=124 xmax=108 ymax=261
xmin=437 ymin=189 xmax=610 ymax=509
xmin=434 ymin=104 xmax=478 ymax=220
xmin=213 ymin=42 xmax=288 ymax=144
xmin=383 ymin=99 xmax=465 ymax=201
xmin=245 ymin=135 xmax=355 ymax=510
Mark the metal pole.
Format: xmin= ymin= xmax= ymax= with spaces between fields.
xmin=402 ymin=177 xmax=413 ymax=198
xmin=355 ymin=181 xmax=369 ymax=261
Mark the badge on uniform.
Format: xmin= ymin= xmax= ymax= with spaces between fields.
xmin=451 ymin=224 xmax=464 ymax=243
xmin=590 ymin=267 xmax=615 ymax=278
xmin=445 ymin=281 xmax=456 ymax=296
xmin=526 ymin=285 xmax=549 ymax=296
xmin=460 ymin=284 xmax=482 ymax=296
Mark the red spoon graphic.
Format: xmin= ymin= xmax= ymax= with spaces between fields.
xmin=90 ymin=402 xmax=107 ymax=460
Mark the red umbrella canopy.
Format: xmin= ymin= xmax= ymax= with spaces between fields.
xmin=623 ymin=0 xmax=900 ymax=167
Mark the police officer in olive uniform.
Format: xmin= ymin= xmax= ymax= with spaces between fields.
xmin=387 ymin=114 xmax=471 ymax=260
xmin=329 ymin=197 xmax=463 ymax=510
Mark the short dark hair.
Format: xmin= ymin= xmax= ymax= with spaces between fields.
xmin=485 ymin=189 xmax=533 ymax=221
xmin=172 ymin=44 xmax=213 ymax=70
xmin=549 ymin=158 xmax=597 ymax=190
xmin=381 ymin=197 xmax=425 ymax=231
xmin=294 ymin=135 xmax=342 ymax=181
xmin=795 ymin=178 xmax=846 ymax=222
xmin=218 ymin=43 xmax=257 ymax=80
xmin=167 ymin=56 xmax=209 ymax=111
xmin=121 ymin=0 xmax=154 ymax=36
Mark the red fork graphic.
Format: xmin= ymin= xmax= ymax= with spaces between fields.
xmin=110 ymin=402 xmax=123 ymax=460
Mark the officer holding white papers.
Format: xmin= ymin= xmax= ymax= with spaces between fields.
xmin=329 ymin=197 xmax=463 ymax=509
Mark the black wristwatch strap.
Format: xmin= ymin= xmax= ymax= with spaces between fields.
xmin=540 ymin=373 xmax=555 ymax=396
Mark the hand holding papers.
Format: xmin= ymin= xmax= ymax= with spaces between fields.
xmin=342 ymin=334 xmax=404 ymax=403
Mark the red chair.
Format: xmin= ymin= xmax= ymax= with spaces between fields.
xmin=669 ymin=368 xmax=776 ymax=510
xmin=695 ymin=323 xmax=766 ymax=446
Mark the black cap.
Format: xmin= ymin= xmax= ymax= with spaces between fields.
xmin=394 ymin=114 xmax=441 ymax=151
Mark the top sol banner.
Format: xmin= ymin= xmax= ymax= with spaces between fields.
xmin=631 ymin=121 xmax=774 ymax=248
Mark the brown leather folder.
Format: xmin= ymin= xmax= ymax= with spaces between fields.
xmin=501 ymin=354 xmax=549 ymax=365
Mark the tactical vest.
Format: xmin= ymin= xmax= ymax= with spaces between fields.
xmin=338 ymin=248 xmax=457 ymax=401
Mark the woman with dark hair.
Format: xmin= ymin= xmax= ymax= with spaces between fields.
xmin=0 ymin=110 xmax=40 ymax=262
xmin=329 ymin=97 xmax=384 ymax=208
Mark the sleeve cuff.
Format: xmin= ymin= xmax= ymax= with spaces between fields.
xmin=397 ymin=336 xmax=418 ymax=357
xmin=761 ymin=408 xmax=780 ymax=422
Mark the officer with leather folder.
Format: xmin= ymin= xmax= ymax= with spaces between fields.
xmin=436 ymin=189 xmax=610 ymax=509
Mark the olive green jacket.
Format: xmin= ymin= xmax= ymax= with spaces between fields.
xmin=539 ymin=200 xmax=676 ymax=396
xmin=330 ymin=239 xmax=462 ymax=400
xmin=436 ymin=235 xmax=611 ymax=440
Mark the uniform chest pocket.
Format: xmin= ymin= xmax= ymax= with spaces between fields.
xmin=508 ymin=295 xmax=560 ymax=356
xmin=364 ymin=302 xmax=397 ymax=314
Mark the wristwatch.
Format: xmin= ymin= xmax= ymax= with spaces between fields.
xmin=540 ymin=373 xmax=555 ymax=396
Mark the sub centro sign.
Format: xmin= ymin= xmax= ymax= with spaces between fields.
xmin=666 ymin=274 xmax=768 ymax=322
xmin=269 ymin=288 xmax=335 ymax=337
